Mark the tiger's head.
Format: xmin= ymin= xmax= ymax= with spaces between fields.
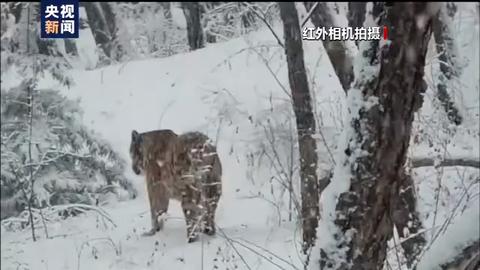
xmin=129 ymin=130 xmax=144 ymax=175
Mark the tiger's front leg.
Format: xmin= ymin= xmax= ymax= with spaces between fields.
xmin=143 ymin=176 xmax=170 ymax=237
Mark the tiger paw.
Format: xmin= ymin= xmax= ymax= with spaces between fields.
xmin=203 ymin=226 xmax=216 ymax=236
xmin=187 ymin=234 xmax=199 ymax=243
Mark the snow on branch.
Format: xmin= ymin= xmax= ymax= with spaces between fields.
xmin=432 ymin=2 xmax=466 ymax=125
xmin=241 ymin=2 xmax=284 ymax=48
xmin=300 ymin=2 xmax=319 ymax=28
xmin=411 ymin=158 xmax=480 ymax=169
xmin=1 ymin=203 xmax=117 ymax=232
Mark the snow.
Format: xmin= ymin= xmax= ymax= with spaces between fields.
xmin=398 ymin=3 xmax=480 ymax=269
xmin=308 ymin=4 xmax=387 ymax=267
xmin=308 ymin=2 xmax=479 ymax=269
xmin=76 ymin=7 xmax=99 ymax=69
xmin=1 ymin=3 xmax=478 ymax=270
xmin=1 ymin=24 xmax=344 ymax=270
xmin=414 ymin=167 xmax=479 ymax=269
xmin=171 ymin=3 xmax=187 ymax=30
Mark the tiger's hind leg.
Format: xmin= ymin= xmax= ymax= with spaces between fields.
xmin=181 ymin=182 xmax=203 ymax=243
xmin=202 ymin=177 xmax=221 ymax=236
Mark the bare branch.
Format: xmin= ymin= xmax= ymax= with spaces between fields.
xmin=241 ymin=2 xmax=284 ymax=48
xmin=432 ymin=2 xmax=464 ymax=125
xmin=412 ymin=158 xmax=480 ymax=169
xmin=279 ymin=1 xmax=319 ymax=253
xmin=347 ymin=2 xmax=367 ymax=47
xmin=300 ymin=2 xmax=319 ymax=28
xmin=303 ymin=2 xmax=354 ymax=93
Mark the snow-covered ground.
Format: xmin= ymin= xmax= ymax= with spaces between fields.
xmin=1 ymin=4 xmax=479 ymax=270
xmin=1 ymin=25 xmax=341 ymax=270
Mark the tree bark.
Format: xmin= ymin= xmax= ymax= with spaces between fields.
xmin=239 ymin=2 xmax=255 ymax=31
xmin=36 ymin=39 xmax=60 ymax=56
xmin=391 ymin=172 xmax=426 ymax=267
xmin=347 ymin=2 xmax=367 ymax=47
xmin=26 ymin=2 xmax=61 ymax=57
xmin=432 ymin=2 xmax=463 ymax=125
xmin=25 ymin=4 xmax=36 ymax=242
xmin=320 ymin=3 xmax=436 ymax=269
xmin=279 ymin=1 xmax=319 ymax=253
xmin=347 ymin=2 xmax=366 ymax=29
xmin=181 ymin=2 xmax=205 ymax=51
xmin=8 ymin=2 xmax=23 ymax=23
xmin=82 ymin=2 xmax=118 ymax=60
xmin=64 ymin=39 xmax=78 ymax=56
xmin=304 ymin=2 xmax=354 ymax=94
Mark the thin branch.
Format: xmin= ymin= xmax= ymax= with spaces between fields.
xmin=216 ymin=224 xmax=297 ymax=270
xmin=303 ymin=2 xmax=355 ymax=94
xmin=235 ymin=237 xmax=301 ymax=270
xmin=411 ymin=158 xmax=480 ymax=169
xmin=215 ymin=225 xmax=253 ymax=270
xmin=241 ymin=2 xmax=284 ymax=48
xmin=300 ymin=2 xmax=319 ymax=28
xmin=248 ymin=46 xmax=292 ymax=99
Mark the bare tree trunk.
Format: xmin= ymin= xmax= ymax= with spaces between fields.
xmin=347 ymin=2 xmax=366 ymax=47
xmin=391 ymin=172 xmax=426 ymax=267
xmin=27 ymin=81 xmax=37 ymax=242
xmin=432 ymin=2 xmax=463 ymax=125
xmin=82 ymin=2 xmax=118 ymax=60
xmin=2 ymin=2 xmax=23 ymax=25
xmin=20 ymin=2 xmax=60 ymax=57
xmin=279 ymin=1 xmax=319 ymax=253
xmin=25 ymin=4 xmax=36 ymax=242
xmin=100 ymin=3 xmax=122 ymax=61
xmin=64 ymin=39 xmax=78 ymax=56
xmin=181 ymin=2 xmax=205 ymax=51
xmin=303 ymin=2 xmax=354 ymax=94
xmin=12 ymin=2 xmax=23 ymax=23
xmin=347 ymin=2 xmax=367 ymax=29
xmin=320 ymin=3 xmax=436 ymax=269
xmin=440 ymin=240 xmax=480 ymax=270
xmin=36 ymin=38 xmax=62 ymax=56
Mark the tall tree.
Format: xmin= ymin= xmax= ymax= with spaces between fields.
xmin=303 ymin=2 xmax=354 ymax=94
xmin=279 ymin=1 xmax=319 ymax=253
xmin=318 ymin=2 xmax=436 ymax=269
xmin=391 ymin=171 xmax=426 ymax=267
xmin=64 ymin=39 xmax=78 ymax=57
xmin=82 ymin=2 xmax=119 ymax=60
xmin=347 ymin=2 xmax=367 ymax=47
xmin=432 ymin=2 xmax=464 ymax=125
xmin=181 ymin=2 xmax=205 ymax=51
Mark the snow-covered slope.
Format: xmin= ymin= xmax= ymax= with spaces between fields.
xmin=1 ymin=4 xmax=478 ymax=269
xmin=1 ymin=26 xmax=345 ymax=270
